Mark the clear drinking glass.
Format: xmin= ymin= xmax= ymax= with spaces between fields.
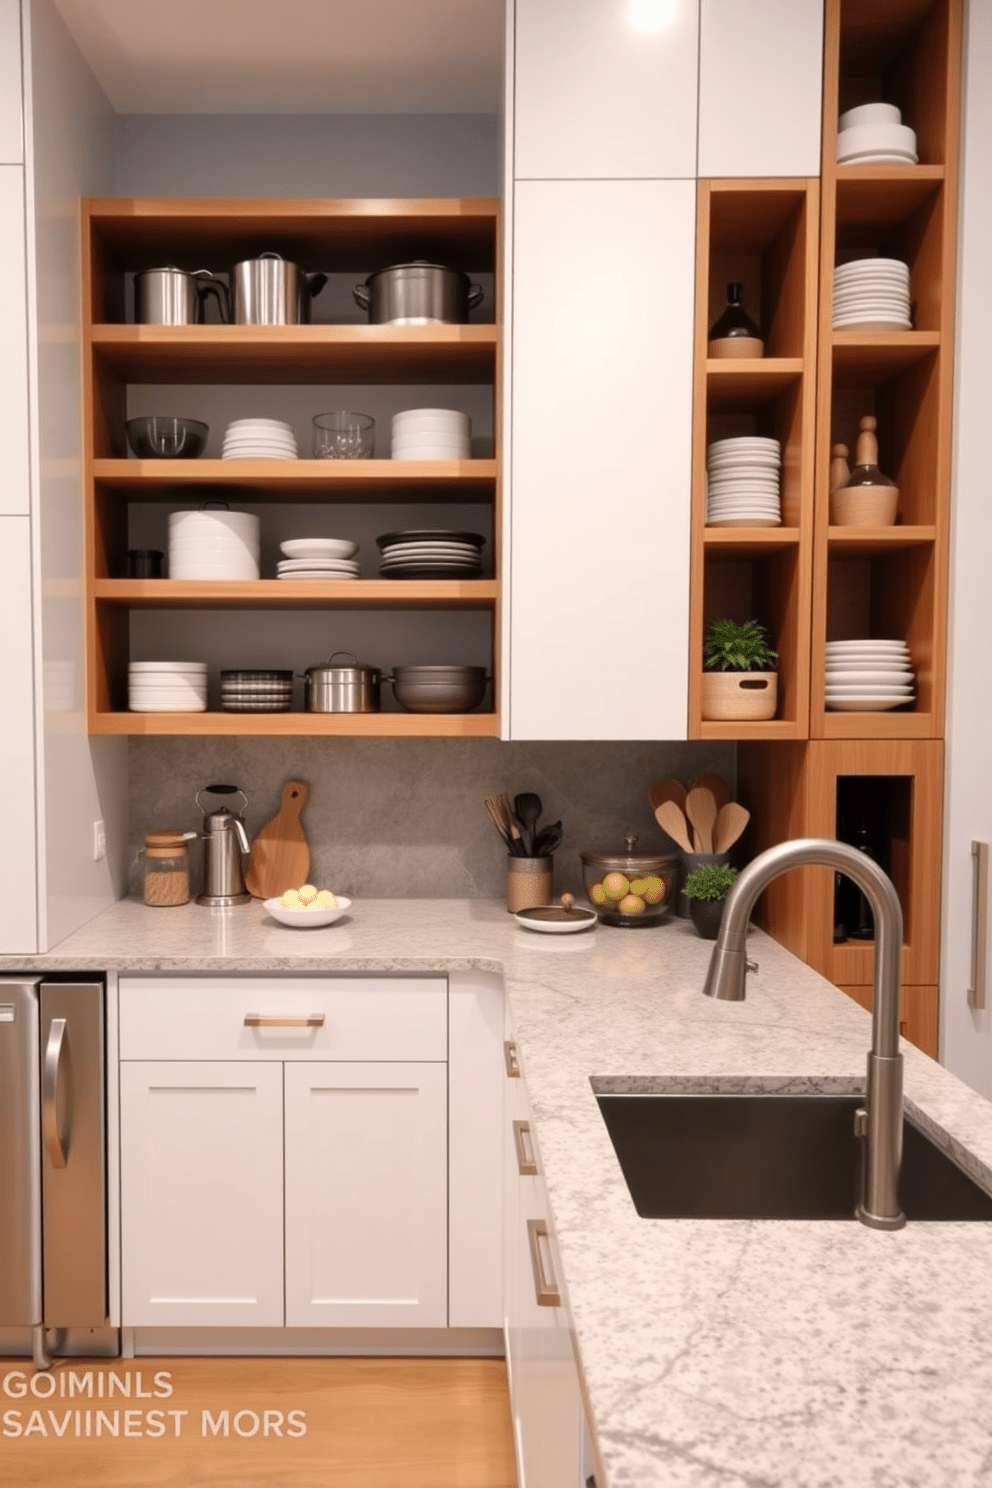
xmin=312 ymin=411 xmax=375 ymax=459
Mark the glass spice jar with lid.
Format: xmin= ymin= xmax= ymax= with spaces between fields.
xmin=141 ymin=830 xmax=193 ymax=907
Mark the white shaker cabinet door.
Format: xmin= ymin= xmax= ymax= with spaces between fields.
xmin=0 ymin=1 xmax=22 ymax=164
xmin=119 ymin=1061 xmax=285 ymax=1328
xmin=507 ymin=178 xmax=694 ymax=740
xmin=698 ymin=0 xmax=824 ymax=177
xmin=283 ymin=1062 xmax=448 ymax=1329
xmin=512 ymin=0 xmax=699 ymax=180
xmin=0 ymin=516 xmax=36 ymax=951
xmin=0 ymin=167 xmax=30 ymax=514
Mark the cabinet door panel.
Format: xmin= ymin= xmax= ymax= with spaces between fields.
xmin=120 ymin=1061 xmax=284 ymax=1328
xmin=0 ymin=1 xmax=22 ymax=164
xmin=513 ymin=0 xmax=699 ymax=179
xmin=0 ymin=168 xmax=30 ymax=514
xmin=284 ymin=1062 xmax=448 ymax=1328
xmin=0 ymin=516 xmax=36 ymax=950
xmin=698 ymin=0 xmax=824 ymax=177
xmin=508 ymin=179 xmax=693 ymax=739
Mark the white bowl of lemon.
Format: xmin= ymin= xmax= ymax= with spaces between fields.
xmin=263 ymin=885 xmax=351 ymax=927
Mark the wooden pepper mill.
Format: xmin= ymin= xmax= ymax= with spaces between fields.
xmin=830 ymin=416 xmax=898 ymax=527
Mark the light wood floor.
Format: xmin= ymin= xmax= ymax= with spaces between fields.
xmin=0 ymin=1356 xmax=517 ymax=1488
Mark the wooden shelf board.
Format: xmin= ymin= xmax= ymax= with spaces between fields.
xmin=827 ymin=524 xmax=935 ymax=553
xmin=93 ymin=459 xmax=497 ymax=500
xmin=88 ymin=709 xmax=500 ymax=738
xmin=831 ymin=332 xmax=939 ymax=379
xmin=694 ymin=718 xmax=807 ymax=742
xmin=89 ymin=324 xmax=498 ymax=384
xmin=92 ymin=578 xmax=498 ymax=610
xmin=834 ymin=167 xmax=944 ymax=224
xmin=703 ymin=527 xmax=801 ymax=556
xmin=705 ymin=358 xmax=804 ymax=406
xmin=813 ymin=710 xmax=935 ymax=740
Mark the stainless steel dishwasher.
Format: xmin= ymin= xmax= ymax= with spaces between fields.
xmin=0 ymin=979 xmax=107 ymax=1366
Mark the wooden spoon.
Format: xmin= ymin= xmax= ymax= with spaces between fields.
xmin=713 ymin=801 xmax=750 ymax=854
xmin=688 ymin=773 xmax=731 ymax=812
xmin=514 ymin=791 xmax=543 ymax=856
xmin=654 ymin=799 xmax=693 ymax=853
xmin=649 ymin=777 xmax=687 ymax=814
xmin=685 ymin=786 xmax=718 ymax=853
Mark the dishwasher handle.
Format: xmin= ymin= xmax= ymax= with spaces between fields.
xmin=42 ymin=1017 xmax=70 ymax=1168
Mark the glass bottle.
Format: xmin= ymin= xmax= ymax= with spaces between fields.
xmin=833 ymin=416 xmax=898 ymax=526
xmin=845 ymin=416 xmax=896 ymax=491
xmin=141 ymin=830 xmax=192 ymax=907
xmin=708 ymin=282 xmax=764 ymax=358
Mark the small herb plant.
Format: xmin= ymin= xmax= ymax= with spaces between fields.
xmin=703 ymin=618 xmax=777 ymax=673
xmin=681 ymin=863 xmax=739 ymax=902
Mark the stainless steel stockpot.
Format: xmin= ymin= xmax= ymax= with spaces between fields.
xmin=302 ymin=652 xmax=380 ymax=713
xmin=353 ymin=261 xmax=484 ymax=325
xmin=233 ymin=253 xmax=328 ymax=325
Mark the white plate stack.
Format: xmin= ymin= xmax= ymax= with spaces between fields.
xmin=376 ymin=528 xmax=484 ymax=579
xmin=825 ymin=639 xmax=915 ymax=711
xmin=128 ymin=660 xmax=208 ymax=712
xmin=837 ymin=102 xmax=918 ymax=165
xmin=169 ymin=509 xmax=261 ymax=580
xmin=222 ymin=418 xmax=298 ymax=460
xmin=391 ymin=409 xmax=471 ymax=461
xmin=706 ymin=436 xmax=782 ymax=526
xmin=833 ymin=259 xmax=912 ymax=331
xmin=276 ymin=537 xmax=360 ymax=580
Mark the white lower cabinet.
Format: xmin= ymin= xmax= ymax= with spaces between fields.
xmin=119 ymin=976 xmax=449 ymax=1332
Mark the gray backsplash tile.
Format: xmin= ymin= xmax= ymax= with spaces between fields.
xmin=128 ymin=737 xmax=736 ymax=900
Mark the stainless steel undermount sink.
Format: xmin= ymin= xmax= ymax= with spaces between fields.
xmin=596 ymin=1091 xmax=992 ymax=1222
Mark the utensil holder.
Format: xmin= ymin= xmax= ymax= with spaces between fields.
xmin=677 ymin=850 xmax=730 ymax=919
xmin=507 ymin=855 xmax=553 ymax=914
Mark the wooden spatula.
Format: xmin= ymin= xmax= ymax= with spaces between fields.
xmin=688 ymin=773 xmax=732 ymax=812
xmin=685 ymin=786 xmax=718 ymax=853
xmin=713 ymin=801 xmax=750 ymax=855
xmin=649 ymin=776 xmax=687 ymax=814
xmin=654 ymin=799 xmax=693 ymax=852
xmin=245 ymin=779 xmax=311 ymax=899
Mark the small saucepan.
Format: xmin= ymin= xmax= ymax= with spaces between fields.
xmin=302 ymin=651 xmax=380 ymax=713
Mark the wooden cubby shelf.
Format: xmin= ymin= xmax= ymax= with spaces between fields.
xmin=82 ymin=197 xmax=502 ymax=737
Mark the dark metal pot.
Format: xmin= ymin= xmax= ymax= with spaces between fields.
xmin=353 ymin=261 xmax=484 ymax=325
xmin=302 ymin=651 xmax=380 ymax=713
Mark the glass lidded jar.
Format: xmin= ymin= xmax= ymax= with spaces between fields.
xmin=141 ymin=830 xmax=192 ymax=907
xmin=580 ymin=834 xmax=677 ymax=927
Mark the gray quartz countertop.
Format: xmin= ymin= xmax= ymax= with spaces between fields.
xmin=7 ymin=896 xmax=992 ymax=1486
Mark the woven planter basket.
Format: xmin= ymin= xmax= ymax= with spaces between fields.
xmin=701 ymin=670 xmax=778 ymax=722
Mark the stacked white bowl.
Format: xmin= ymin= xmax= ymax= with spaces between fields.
xmin=277 ymin=537 xmax=361 ymax=581
xmin=391 ymin=409 xmax=471 ymax=461
xmin=833 ymin=258 xmax=911 ymax=331
xmin=837 ymin=102 xmax=918 ymax=165
xmin=169 ymin=509 xmax=261 ymax=580
xmin=706 ymin=436 xmax=782 ymax=526
xmin=825 ymin=639 xmax=915 ymax=712
xmin=222 ymin=418 xmax=298 ymax=460
xmin=128 ymin=661 xmax=208 ymax=713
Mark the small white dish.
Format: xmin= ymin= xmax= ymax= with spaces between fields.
xmin=514 ymin=905 xmax=597 ymax=934
xmin=836 ymin=121 xmax=917 ymax=162
xmin=280 ymin=538 xmax=358 ymax=560
xmin=838 ymin=102 xmax=903 ymax=131
xmin=826 ymin=696 xmax=914 ymax=711
xmin=263 ymin=895 xmax=352 ymax=928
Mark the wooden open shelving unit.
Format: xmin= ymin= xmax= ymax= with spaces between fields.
xmin=81 ymin=197 xmax=501 ymax=737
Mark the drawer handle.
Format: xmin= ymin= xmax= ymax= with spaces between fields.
xmin=504 ymin=1039 xmax=520 ymax=1078
xmin=244 ymin=1013 xmax=326 ymax=1028
xmin=969 ymin=841 xmax=989 ymax=1010
xmin=527 ymin=1219 xmax=561 ymax=1308
xmin=513 ymin=1119 xmax=538 ymax=1176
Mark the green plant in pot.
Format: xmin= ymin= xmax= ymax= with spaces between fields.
xmin=701 ymin=617 xmax=778 ymax=721
xmin=682 ymin=862 xmax=739 ymax=940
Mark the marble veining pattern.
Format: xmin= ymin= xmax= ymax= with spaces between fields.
xmin=6 ymin=897 xmax=992 ymax=1485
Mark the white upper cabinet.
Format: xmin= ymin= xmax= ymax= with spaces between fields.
xmin=512 ymin=0 xmax=700 ymax=180
xmin=697 ymin=0 xmax=824 ymax=177
xmin=0 ymin=516 xmax=37 ymax=952
xmin=0 ymin=166 xmax=29 ymax=515
xmin=507 ymin=178 xmax=694 ymax=740
xmin=0 ymin=1 xmax=22 ymax=164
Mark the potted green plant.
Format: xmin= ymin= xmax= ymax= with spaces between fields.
xmin=681 ymin=862 xmax=739 ymax=940
xmin=701 ymin=617 xmax=778 ymax=721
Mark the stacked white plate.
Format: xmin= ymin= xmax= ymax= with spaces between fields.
xmin=169 ymin=509 xmax=261 ymax=581
xmin=222 ymin=418 xmax=298 ymax=461
xmin=128 ymin=660 xmax=208 ymax=713
xmin=377 ymin=528 xmax=484 ymax=579
xmin=276 ymin=556 xmax=361 ymax=581
xmin=706 ymin=436 xmax=782 ymax=526
xmin=833 ymin=259 xmax=911 ymax=331
xmin=391 ymin=409 xmax=471 ymax=461
xmin=825 ymin=639 xmax=915 ymax=711
xmin=837 ymin=103 xmax=918 ymax=166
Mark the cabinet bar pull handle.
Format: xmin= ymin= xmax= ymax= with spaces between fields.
xmin=244 ymin=1013 xmax=325 ymax=1028
xmin=504 ymin=1039 xmax=520 ymax=1077
xmin=969 ymin=841 xmax=989 ymax=1010
xmin=42 ymin=1017 xmax=70 ymax=1169
xmin=527 ymin=1219 xmax=561 ymax=1308
xmin=513 ymin=1119 xmax=538 ymax=1176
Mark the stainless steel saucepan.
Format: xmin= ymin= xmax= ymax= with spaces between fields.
xmin=233 ymin=253 xmax=328 ymax=325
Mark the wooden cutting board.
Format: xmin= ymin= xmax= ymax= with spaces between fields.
xmin=245 ymin=779 xmax=311 ymax=899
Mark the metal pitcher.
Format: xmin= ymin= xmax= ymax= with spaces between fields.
xmin=134 ymin=266 xmax=230 ymax=325
xmin=195 ymin=784 xmax=251 ymax=906
xmin=232 ymin=253 xmax=328 ymax=324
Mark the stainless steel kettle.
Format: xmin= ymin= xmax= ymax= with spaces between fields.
xmin=196 ymin=784 xmax=251 ymax=906
xmin=232 ymin=253 xmax=328 ymax=324
xmin=134 ymin=266 xmax=230 ymax=325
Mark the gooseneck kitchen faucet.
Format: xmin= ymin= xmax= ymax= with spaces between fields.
xmin=702 ymin=837 xmax=906 ymax=1230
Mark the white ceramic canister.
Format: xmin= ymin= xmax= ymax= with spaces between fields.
xmin=168 ymin=509 xmax=261 ymax=580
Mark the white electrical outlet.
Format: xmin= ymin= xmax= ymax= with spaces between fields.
xmin=93 ymin=819 xmax=106 ymax=862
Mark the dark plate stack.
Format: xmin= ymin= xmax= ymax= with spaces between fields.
xmin=376 ymin=529 xmax=485 ymax=580
xmin=220 ymin=669 xmax=294 ymax=712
